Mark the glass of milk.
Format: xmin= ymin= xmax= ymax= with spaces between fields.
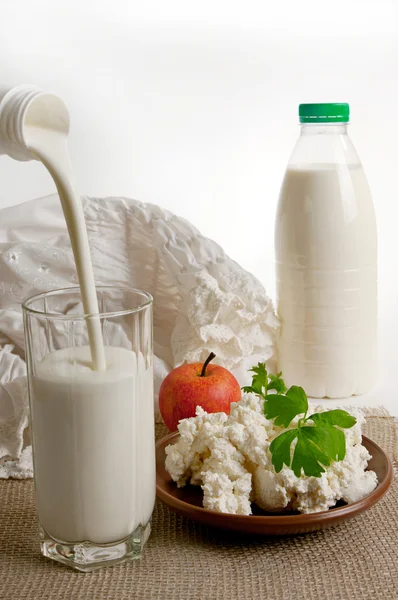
xmin=23 ymin=286 xmax=155 ymax=572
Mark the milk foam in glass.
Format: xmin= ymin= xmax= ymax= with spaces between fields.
xmin=275 ymin=103 xmax=377 ymax=398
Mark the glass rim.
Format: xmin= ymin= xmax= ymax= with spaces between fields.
xmin=22 ymin=285 xmax=153 ymax=320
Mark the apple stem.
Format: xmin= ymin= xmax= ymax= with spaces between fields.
xmin=200 ymin=352 xmax=216 ymax=377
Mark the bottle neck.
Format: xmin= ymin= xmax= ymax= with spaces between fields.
xmin=300 ymin=123 xmax=348 ymax=135
xmin=0 ymin=85 xmax=69 ymax=162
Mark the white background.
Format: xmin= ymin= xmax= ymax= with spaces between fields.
xmin=1 ymin=0 xmax=398 ymax=412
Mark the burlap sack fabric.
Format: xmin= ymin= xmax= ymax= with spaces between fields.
xmin=0 ymin=415 xmax=397 ymax=600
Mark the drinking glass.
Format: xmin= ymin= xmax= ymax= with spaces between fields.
xmin=23 ymin=286 xmax=154 ymax=571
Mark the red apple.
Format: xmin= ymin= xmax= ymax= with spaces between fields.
xmin=159 ymin=352 xmax=242 ymax=431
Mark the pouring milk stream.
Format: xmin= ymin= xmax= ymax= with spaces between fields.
xmin=0 ymin=85 xmax=106 ymax=370
xmin=0 ymin=85 xmax=155 ymax=557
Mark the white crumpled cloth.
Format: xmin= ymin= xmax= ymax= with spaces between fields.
xmin=0 ymin=194 xmax=278 ymax=478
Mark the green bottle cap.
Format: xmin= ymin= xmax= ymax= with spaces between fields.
xmin=299 ymin=103 xmax=350 ymax=123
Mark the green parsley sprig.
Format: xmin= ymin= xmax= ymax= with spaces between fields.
xmin=242 ymin=364 xmax=287 ymax=396
xmin=242 ymin=364 xmax=357 ymax=478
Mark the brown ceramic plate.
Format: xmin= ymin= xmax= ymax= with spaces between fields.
xmin=156 ymin=432 xmax=393 ymax=535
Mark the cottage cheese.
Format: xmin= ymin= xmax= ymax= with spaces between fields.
xmin=165 ymin=394 xmax=378 ymax=515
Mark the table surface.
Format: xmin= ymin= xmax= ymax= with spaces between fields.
xmin=0 ymin=418 xmax=397 ymax=600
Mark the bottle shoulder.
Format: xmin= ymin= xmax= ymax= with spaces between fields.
xmin=277 ymin=163 xmax=375 ymax=214
xmin=287 ymin=131 xmax=361 ymax=168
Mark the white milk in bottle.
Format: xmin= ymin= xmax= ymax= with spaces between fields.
xmin=275 ymin=103 xmax=377 ymax=398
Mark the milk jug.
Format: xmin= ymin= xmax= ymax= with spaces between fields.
xmin=275 ymin=103 xmax=377 ymax=398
